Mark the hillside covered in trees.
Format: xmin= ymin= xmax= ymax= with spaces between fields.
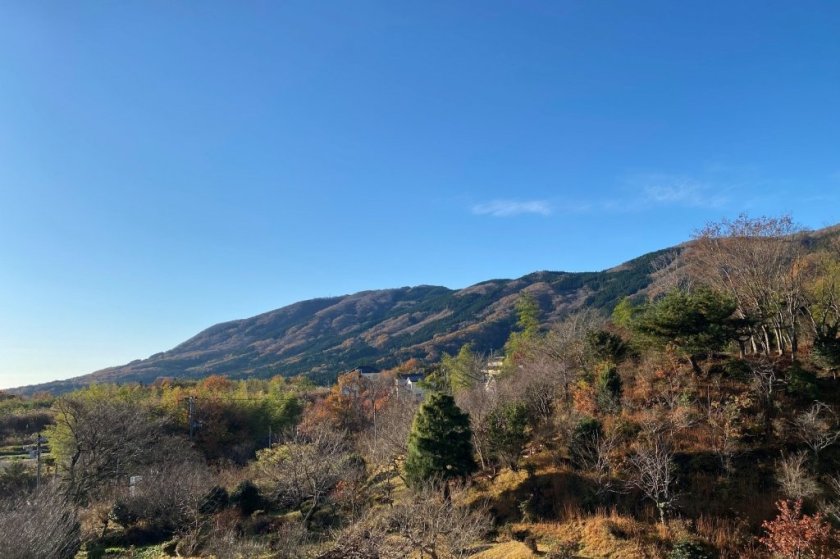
xmin=3 ymin=215 xmax=840 ymax=559
xmin=11 ymin=247 xmax=672 ymax=395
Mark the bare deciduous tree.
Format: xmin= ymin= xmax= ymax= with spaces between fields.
xmin=688 ymin=214 xmax=805 ymax=356
xmin=704 ymin=388 xmax=747 ymax=474
xmin=825 ymin=475 xmax=840 ymax=524
xmin=775 ymin=451 xmax=821 ymax=502
xmin=454 ymin=383 xmax=497 ymax=471
xmin=358 ymin=392 xmax=418 ymax=492
xmin=50 ymin=393 xmax=172 ymax=502
xmin=380 ymin=483 xmax=492 ymax=559
xmin=750 ymin=358 xmax=782 ymax=439
xmin=256 ymin=425 xmax=362 ymax=527
xmin=627 ymin=436 xmax=677 ymax=525
xmin=576 ymin=430 xmax=621 ymax=501
xmin=802 ymin=243 xmax=840 ymax=376
xmin=116 ymin=453 xmax=214 ymax=537
xmin=0 ymin=483 xmax=80 ymax=559
xmin=793 ymin=402 xmax=840 ymax=460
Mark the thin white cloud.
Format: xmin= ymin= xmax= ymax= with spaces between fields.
xmin=471 ymin=199 xmax=552 ymax=217
xmin=469 ymin=173 xmax=733 ymax=218
xmin=633 ymin=174 xmax=730 ymax=209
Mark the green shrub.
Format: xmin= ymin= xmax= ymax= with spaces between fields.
xmin=721 ymin=359 xmax=751 ymax=382
xmin=569 ymin=417 xmax=602 ymax=468
xmin=199 ymin=485 xmax=229 ymax=514
xmin=787 ymin=363 xmax=819 ymax=400
xmin=487 ymin=401 xmax=529 ymax=470
xmin=230 ymin=480 xmax=263 ymax=516
xmin=109 ymin=501 xmax=139 ymax=528
xmin=669 ymin=540 xmax=715 ymax=559
xmin=595 ymin=364 xmax=622 ymax=413
xmin=586 ymin=330 xmax=629 ymax=364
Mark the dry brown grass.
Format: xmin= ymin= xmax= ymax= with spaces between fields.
xmin=469 ymin=541 xmax=538 ymax=559
xmin=694 ymin=514 xmax=765 ymax=559
xmin=508 ymin=508 xmax=671 ymax=559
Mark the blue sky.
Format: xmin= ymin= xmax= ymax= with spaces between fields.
xmin=1 ymin=1 xmax=839 ymax=389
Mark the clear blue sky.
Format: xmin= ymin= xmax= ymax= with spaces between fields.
xmin=1 ymin=1 xmax=839 ymax=389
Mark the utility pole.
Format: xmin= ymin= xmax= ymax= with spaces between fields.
xmin=188 ymin=396 xmax=195 ymax=441
xmin=35 ymin=431 xmax=42 ymax=489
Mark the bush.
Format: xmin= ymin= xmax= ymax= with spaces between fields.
xmin=787 ymin=364 xmax=819 ymax=400
xmin=760 ymin=499 xmax=836 ymax=559
xmin=595 ymin=364 xmax=622 ymax=413
xmin=487 ymin=401 xmax=529 ymax=470
xmin=0 ymin=461 xmax=36 ymax=498
xmin=569 ymin=417 xmax=602 ymax=468
xmin=586 ymin=330 xmax=629 ymax=364
xmin=0 ymin=484 xmax=81 ymax=559
xmin=107 ymin=457 xmax=214 ymax=542
xmin=109 ymin=500 xmax=139 ymax=528
xmin=669 ymin=540 xmax=715 ymax=559
xmin=721 ymin=359 xmax=751 ymax=382
xmin=199 ymin=485 xmax=229 ymax=514
xmin=230 ymin=480 xmax=264 ymax=516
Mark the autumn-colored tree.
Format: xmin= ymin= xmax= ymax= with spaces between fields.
xmin=760 ymin=499 xmax=836 ymax=559
xmin=300 ymin=370 xmax=393 ymax=433
xmin=199 ymin=374 xmax=234 ymax=393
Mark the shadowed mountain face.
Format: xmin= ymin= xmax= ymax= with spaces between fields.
xmin=13 ymin=248 xmax=675 ymax=395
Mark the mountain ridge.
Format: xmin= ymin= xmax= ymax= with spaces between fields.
xmin=10 ymin=245 xmax=672 ymax=396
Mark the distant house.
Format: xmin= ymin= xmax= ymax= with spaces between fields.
xmin=395 ymin=373 xmax=425 ymax=398
xmin=349 ymin=365 xmax=382 ymax=381
xmin=482 ymin=355 xmax=504 ymax=378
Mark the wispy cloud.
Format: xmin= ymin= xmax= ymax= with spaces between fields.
xmin=469 ymin=173 xmax=733 ymax=218
xmin=630 ymin=173 xmax=730 ymax=210
xmin=471 ymin=199 xmax=552 ymax=217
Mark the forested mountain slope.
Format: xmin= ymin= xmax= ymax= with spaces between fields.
xmin=12 ymin=248 xmax=674 ymax=395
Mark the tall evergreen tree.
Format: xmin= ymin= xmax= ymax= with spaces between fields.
xmin=486 ymin=401 xmax=529 ymax=471
xmin=633 ymin=288 xmax=738 ymax=374
xmin=405 ymin=392 xmax=477 ymax=486
xmin=441 ymin=344 xmax=485 ymax=392
xmin=503 ymin=293 xmax=542 ymax=371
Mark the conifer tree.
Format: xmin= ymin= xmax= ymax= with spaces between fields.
xmin=405 ymin=392 xmax=477 ymax=486
xmin=633 ymin=288 xmax=737 ymax=374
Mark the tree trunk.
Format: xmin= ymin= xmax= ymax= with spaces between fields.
xmin=303 ymin=492 xmax=321 ymax=528
xmin=789 ymin=325 xmax=798 ymax=355
xmin=762 ymin=326 xmax=772 ymax=357
xmin=774 ymin=325 xmax=785 ymax=356
xmin=763 ymin=396 xmax=774 ymax=441
xmin=657 ymin=502 xmax=667 ymax=525
xmin=473 ymin=434 xmax=486 ymax=470
xmin=688 ymin=355 xmax=702 ymax=376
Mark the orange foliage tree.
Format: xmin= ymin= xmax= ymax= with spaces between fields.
xmin=300 ymin=370 xmax=394 ymax=433
xmin=760 ymin=499 xmax=836 ymax=559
